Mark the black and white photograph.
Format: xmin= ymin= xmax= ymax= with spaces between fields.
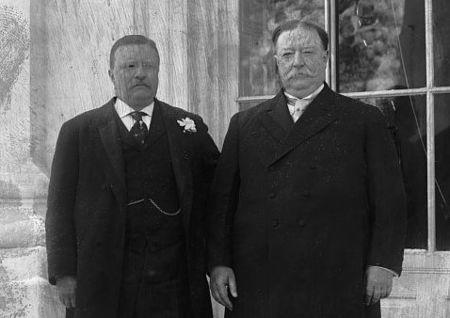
xmin=0 ymin=0 xmax=449 ymax=317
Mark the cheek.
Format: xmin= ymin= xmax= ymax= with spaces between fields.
xmin=278 ymin=62 xmax=292 ymax=76
xmin=306 ymin=59 xmax=326 ymax=73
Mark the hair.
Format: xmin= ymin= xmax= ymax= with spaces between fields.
xmin=272 ymin=20 xmax=329 ymax=51
xmin=109 ymin=35 xmax=159 ymax=69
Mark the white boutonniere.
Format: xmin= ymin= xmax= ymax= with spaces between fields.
xmin=177 ymin=117 xmax=197 ymax=133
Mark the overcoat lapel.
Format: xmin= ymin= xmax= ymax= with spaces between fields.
xmin=258 ymin=91 xmax=293 ymax=143
xmin=158 ymin=99 xmax=193 ymax=233
xmin=96 ymin=98 xmax=127 ymax=204
xmin=254 ymin=85 xmax=338 ymax=167
xmin=249 ymin=91 xmax=291 ymax=167
xmin=270 ymin=85 xmax=338 ymax=166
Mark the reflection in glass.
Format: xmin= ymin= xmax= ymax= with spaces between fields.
xmin=338 ymin=0 xmax=426 ymax=92
xmin=239 ymin=0 xmax=325 ymax=96
xmin=433 ymin=0 xmax=450 ymax=86
xmin=361 ymin=95 xmax=427 ymax=249
xmin=434 ymin=94 xmax=450 ymax=250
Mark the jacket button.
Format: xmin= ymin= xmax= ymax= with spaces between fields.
xmin=268 ymin=166 xmax=276 ymax=172
xmin=302 ymin=191 xmax=311 ymax=198
xmin=272 ymin=219 xmax=279 ymax=229
xmin=269 ymin=192 xmax=277 ymax=199
xmin=298 ymin=219 xmax=306 ymax=227
xmin=310 ymin=165 xmax=317 ymax=170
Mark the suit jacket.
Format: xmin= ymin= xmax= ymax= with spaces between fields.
xmin=207 ymin=84 xmax=407 ymax=318
xmin=45 ymin=98 xmax=219 ymax=318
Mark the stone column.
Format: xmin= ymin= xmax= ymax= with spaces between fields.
xmin=0 ymin=0 xmax=63 ymax=317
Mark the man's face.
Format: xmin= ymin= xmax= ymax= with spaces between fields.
xmin=109 ymin=44 xmax=159 ymax=109
xmin=274 ymin=27 xmax=328 ymax=98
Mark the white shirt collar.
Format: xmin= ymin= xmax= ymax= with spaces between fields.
xmin=114 ymin=97 xmax=154 ymax=131
xmin=284 ymin=83 xmax=324 ymax=104
xmin=114 ymin=97 xmax=154 ymax=118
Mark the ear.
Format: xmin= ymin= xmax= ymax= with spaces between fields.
xmin=108 ymin=69 xmax=114 ymax=82
xmin=323 ymin=50 xmax=330 ymax=62
xmin=274 ymin=54 xmax=280 ymax=66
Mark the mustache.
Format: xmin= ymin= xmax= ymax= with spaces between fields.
xmin=287 ymin=72 xmax=314 ymax=79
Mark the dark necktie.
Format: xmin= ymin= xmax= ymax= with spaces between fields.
xmin=129 ymin=111 xmax=149 ymax=146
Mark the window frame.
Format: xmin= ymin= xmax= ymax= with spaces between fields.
xmin=236 ymin=0 xmax=450 ymax=253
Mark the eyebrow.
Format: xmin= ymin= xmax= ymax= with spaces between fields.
xmin=278 ymin=45 xmax=318 ymax=51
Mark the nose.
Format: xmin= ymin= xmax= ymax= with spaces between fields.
xmin=293 ymin=52 xmax=305 ymax=67
xmin=135 ymin=64 xmax=147 ymax=80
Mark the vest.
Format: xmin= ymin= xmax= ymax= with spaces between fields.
xmin=114 ymin=105 xmax=186 ymax=285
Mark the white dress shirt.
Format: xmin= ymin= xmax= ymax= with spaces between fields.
xmin=284 ymin=84 xmax=324 ymax=122
xmin=114 ymin=98 xmax=154 ymax=131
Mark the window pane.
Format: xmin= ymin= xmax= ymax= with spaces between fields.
xmin=434 ymin=94 xmax=450 ymax=250
xmin=239 ymin=0 xmax=325 ymax=97
xmin=338 ymin=0 xmax=426 ymax=92
xmin=360 ymin=95 xmax=427 ymax=249
xmin=433 ymin=1 xmax=450 ymax=86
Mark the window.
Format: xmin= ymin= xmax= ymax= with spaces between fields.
xmin=238 ymin=0 xmax=450 ymax=251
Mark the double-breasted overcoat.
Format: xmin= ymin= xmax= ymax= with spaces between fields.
xmin=208 ymin=84 xmax=406 ymax=318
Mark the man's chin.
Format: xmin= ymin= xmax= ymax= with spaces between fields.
xmin=129 ymin=94 xmax=155 ymax=108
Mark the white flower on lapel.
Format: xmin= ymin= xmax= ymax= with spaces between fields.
xmin=177 ymin=117 xmax=197 ymax=133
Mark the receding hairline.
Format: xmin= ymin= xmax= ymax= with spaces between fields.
xmin=109 ymin=35 xmax=160 ymax=69
xmin=272 ymin=20 xmax=329 ymax=51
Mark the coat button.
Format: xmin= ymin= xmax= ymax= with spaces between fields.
xmin=269 ymin=192 xmax=277 ymax=199
xmin=298 ymin=219 xmax=306 ymax=227
xmin=310 ymin=165 xmax=317 ymax=170
xmin=268 ymin=166 xmax=276 ymax=172
xmin=272 ymin=219 xmax=279 ymax=229
xmin=302 ymin=190 xmax=311 ymax=198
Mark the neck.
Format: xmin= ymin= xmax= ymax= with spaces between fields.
xmin=118 ymin=96 xmax=154 ymax=111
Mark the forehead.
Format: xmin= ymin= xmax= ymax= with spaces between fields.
xmin=113 ymin=44 xmax=159 ymax=63
xmin=276 ymin=27 xmax=323 ymax=50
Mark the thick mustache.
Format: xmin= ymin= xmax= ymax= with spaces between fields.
xmin=288 ymin=72 xmax=314 ymax=78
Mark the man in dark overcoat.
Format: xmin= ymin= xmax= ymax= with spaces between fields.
xmin=45 ymin=35 xmax=219 ymax=318
xmin=207 ymin=20 xmax=406 ymax=318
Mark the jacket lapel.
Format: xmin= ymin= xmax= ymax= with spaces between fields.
xmin=157 ymin=100 xmax=193 ymax=233
xmin=269 ymin=84 xmax=338 ymax=166
xmin=145 ymin=102 xmax=166 ymax=148
xmin=258 ymin=90 xmax=294 ymax=143
xmin=96 ymin=98 xmax=127 ymax=203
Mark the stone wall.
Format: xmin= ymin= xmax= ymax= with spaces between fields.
xmin=0 ymin=1 xmax=238 ymax=316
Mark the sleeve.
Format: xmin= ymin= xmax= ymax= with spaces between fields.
xmin=206 ymin=114 xmax=241 ymax=271
xmin=365 ymin=109 xmax=407 ymax=275
xmin=45 ymin=121 xmax=79 ymax=285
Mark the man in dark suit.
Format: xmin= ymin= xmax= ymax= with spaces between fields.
xmin=45 ymin=35 xmax=219 ymax=318
xmin=207 ymin=20 xmax=406 ymax=318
